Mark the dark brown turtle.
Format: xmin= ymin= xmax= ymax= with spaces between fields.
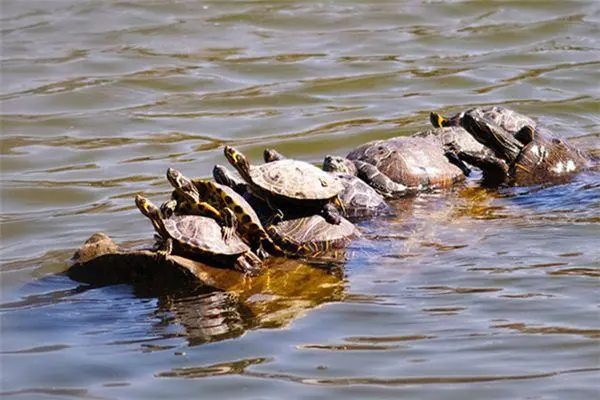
xmin=455 ymin=111 xmax=590 ymax=186
xmin=263 ymin=149 xmax=392 ymax=219
xmin=165 ymin=168 xmax=284 ymax=258
xmin=212 ymin=164 xmax=361 ymax=258
xmin=224 ymin=146 xmax=345 ymax=224
xmin=135 ymin=194 xmax=263 ymax=275
xmin=345 ymin=132 xmax=471 ymax=193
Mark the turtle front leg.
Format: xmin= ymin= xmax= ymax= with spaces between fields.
xmin=322 ymin=202 xmax=342 ymax=225
xmin=456 ymin=150 xmax=510 ymax=186
xmin=220 ymin=208 xmax=238 ymax=243
xmin=234 ymin=251 xmax=264 ymax=276
xmin=353 ymin=160 xmax=409 ymax=198
xmin=444 ymin=150 xmax=472 ymax=176
xmin=155 ymin=237 xmax=173 ymax=260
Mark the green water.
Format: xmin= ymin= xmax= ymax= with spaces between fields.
xmin=1 ymin=1 xmax=599 ymax=399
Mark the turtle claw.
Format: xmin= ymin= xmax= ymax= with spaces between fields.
xmin=444 ymin=150 xmax=472 ymax=176
xmin=234 ymin=251 xmax=264 ymax=276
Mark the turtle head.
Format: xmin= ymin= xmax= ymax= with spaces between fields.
xmin=323 ymin=155 xmax=357 ymax=176
xmin=213 ymin=165 xmax=234 ymax=186
xmin=430 ymin=112 xmax=448 ymax=128
xmin=135 ymin=194 xmax=160 ymax=219
xmin=166 ymin=168 xmax=200 ymax=203
xmin=514 ymin=125 xmax=536 ymax=146
xmin=263 ymin=148 xmax=286 ymax=163
xmin=224 ymin=146 xmax=252 ymax=181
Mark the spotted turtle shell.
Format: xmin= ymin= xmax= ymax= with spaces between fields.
xmin=250 ymin=159 xmax=344 ymax=201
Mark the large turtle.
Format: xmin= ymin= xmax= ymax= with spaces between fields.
xmin=135 ymin=194 xmax=263 ymax=275
xmin=165 ymin=168 xmax=284 ymax=258
xmin=454 ymin=111 xmax=590 ymax=186
xmin=263 ymin=149 xmax=392 ymax=219
xmin=212 ymin=164 xmax=361 ymax=258
xmin=223 ymin=146 xmax=345 ymax=224
xmin=345 ymin=131 xmax=472 ymax=193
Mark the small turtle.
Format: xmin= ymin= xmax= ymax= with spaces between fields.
xmin=263 ymin=149 xmax=392 ymax=219
xmin=165 ymin=168 xmax=283 ymax=258
xmin=135 ymin=194 xmax=263 ymax=275
xmin=224 ymin=146 xmax=345 ymax=224
xmin=455 ymin=111 xmax=590 ymax=186
xmin=345 ymin=133 xmax=470 ymax=193
xmin=213 ymin=164 xmax=361 ymax=257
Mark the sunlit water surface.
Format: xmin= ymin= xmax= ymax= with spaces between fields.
xmin=1 ymin=1 xmax=599 ymax=399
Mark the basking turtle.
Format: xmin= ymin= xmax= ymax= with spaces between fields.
xmin=212 ymin=164 xmax=361 ymax=257
xmin=455 ymin=111 xmax=590 ymax=186
xmin=267 ymin=214 xmax=361 ymax=258
xmin=135 ymin=194 xmax=263 ymax=275
xmin=165 ymin=168 xmax=283 ymax=258
xmin=263 ymin=149 xmax=392 ymax=219
xmin=224 ymin=146 xmax=345 ymax=224
xmin=345 ymin=133 xmax=471 ymax=192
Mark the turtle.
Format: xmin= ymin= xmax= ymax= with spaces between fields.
xmin=345 ymin=132 xmax=472 ymax=193
xmin=223 ymin=146 xmax=346 ymax=224
xmin=134 ymin=194 xmax=263 ymax=275
xmin=453 ymin=111 xmax=590 ymax=186
xmin=165 ymin=168 xmax=284 ymax=258
xmin=267 ymin=214 xmax=361 ymax=258
xmin=263 ymin=149 xmax=392 ymax=219
xmin=212 ymin=164 xmax=361 ymax=258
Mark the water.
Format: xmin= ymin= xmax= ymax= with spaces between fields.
xmin=1 ymin=1 xmax=599 ymax=398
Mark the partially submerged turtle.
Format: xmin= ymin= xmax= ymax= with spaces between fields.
xmin=263 ymin=149 xmax=392 ymax=219
xmin=345 ymin=133 xmax=471 ymax=192
xmin=212 ymin=164 xmax=361 ymax=258
xmin=165 ymin=168 xmax=283 ymax=258
xmin=135 ymin=194 xmax=263 ymax=275
xmin=455 ymin=111 xmax=590 ymax=186
xmin=224 ymin=146 xmax=345 ymax=224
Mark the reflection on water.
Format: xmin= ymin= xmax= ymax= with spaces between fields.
xmin=1 ymin=0 xmax=599 ymax=399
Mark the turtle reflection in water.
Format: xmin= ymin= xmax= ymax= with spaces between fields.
xmin=452 ymin=110 xmax=591 ymax=186
xmin=135 ymin=194 xmax=263 ymax=275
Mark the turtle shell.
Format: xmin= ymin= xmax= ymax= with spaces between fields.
xmin=414 ymin=126 xmax=486 ymax=154
xmin=346 ymin=136 xmax=465 ymax=188
xmin=163 ymin=215 xmax=250 ymax=256
xmin=474 ymin=106 xmax=536 ymax=134
xmin=194 ymin=180 xmax=264 ymax=229
xmin=267 ymin=214 xmax=360 ymax=256
xmin=509 ymin=137 xmax=588 ymax=186
xmin=335 ymin=173 xmax=390 ymax=218
xmin=250 ymin=159 xmax=344 ymax=201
